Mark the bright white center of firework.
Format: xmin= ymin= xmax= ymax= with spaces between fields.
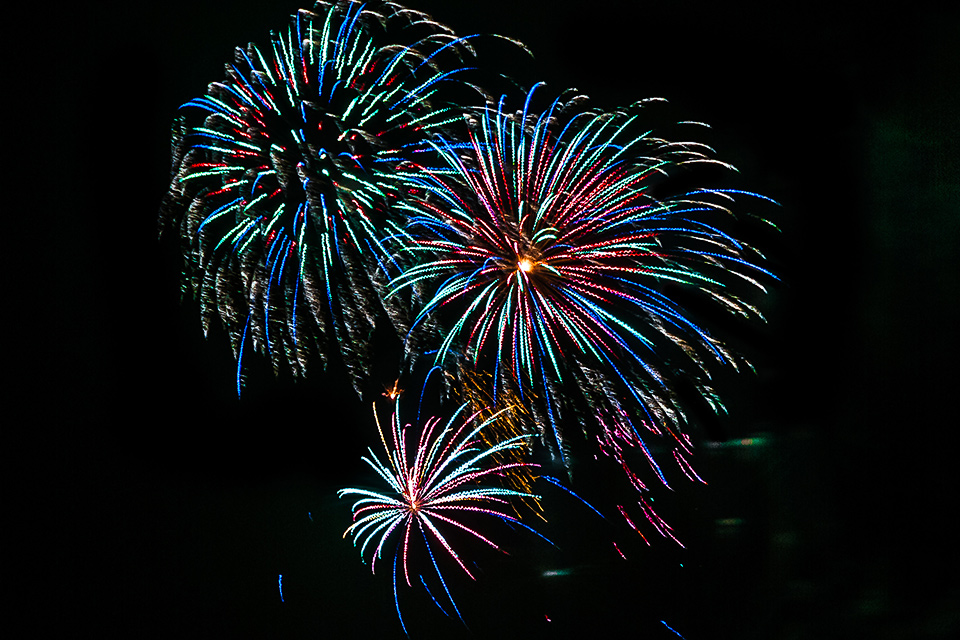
xmin=518 ymin=258 xmax=535 ymax=272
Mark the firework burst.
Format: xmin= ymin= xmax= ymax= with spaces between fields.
xmin=390 ymin=86 xmax=777 ymax=506
xmin=160 ymin=1 xmax=484 ymax=394
xmin=339 ymin=399 xmax=544 ymax=630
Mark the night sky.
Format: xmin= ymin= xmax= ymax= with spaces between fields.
xmin=25 ymin=1 xmax=959 ymax=638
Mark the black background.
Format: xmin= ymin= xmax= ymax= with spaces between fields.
xmin=23 ymin=1 xmax=959 ymax=638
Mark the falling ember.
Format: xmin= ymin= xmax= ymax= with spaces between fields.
xmin=612 ymin=541 xmax=628 ymax=560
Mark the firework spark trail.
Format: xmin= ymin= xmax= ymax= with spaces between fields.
xmin=339 ymin=398 xmax=546 ymax=627
xmin=390 ymin=85 xmax=776 ymax=525
xmin=160 ymin=1 xmax=487 ymax=394
xmin=451 ymin=366 xmax=543 ymax=517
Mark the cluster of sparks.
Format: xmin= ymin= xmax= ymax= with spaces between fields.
xmin=451 ymin=366 xmax=543 ymax=518
xmin=161 ymin=0 xmax=776 ymax=630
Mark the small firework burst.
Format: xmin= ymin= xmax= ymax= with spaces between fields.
xmin=339 ymin=398 xmax=544 ymax=630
